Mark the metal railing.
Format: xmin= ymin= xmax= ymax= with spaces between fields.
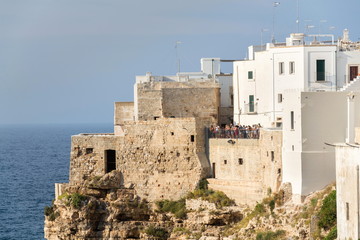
xmin=244 ymin=103 xmax=258 ymax=114
xmin=207 ymin=127 xmax=260 ymax=139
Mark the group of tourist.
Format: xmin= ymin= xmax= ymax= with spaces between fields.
xmin=209 ymin=124 xmax=261 ymax=139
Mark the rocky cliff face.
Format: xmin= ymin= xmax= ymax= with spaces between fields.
xmin=45 ymin=172 xmax=335 ymax=240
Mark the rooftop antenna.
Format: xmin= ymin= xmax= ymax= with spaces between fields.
xmin=175 ymin=41 xmax=182 ymax=74
xmin=296 ymin=0 xmax=300 ymax=33
xmin=272 ymin=2 xmax=280 ymax=44
xmin=261 ymin=28 xmax=269 ymax=50
xmin=319 ymin=20 xmax=327 ymax=42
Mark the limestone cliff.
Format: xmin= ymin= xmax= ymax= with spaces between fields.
xmin=45 ymin=172 xmax=336 ymax=240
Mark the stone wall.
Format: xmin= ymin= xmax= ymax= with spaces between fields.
xmin=219 ymin=106 xmax=233 ymax=126
xmin=114 ymin=102 xmax=134 ymax=126
xmin=134 ymin=81 xmax=220 ymax=124
xmin=208 ymin=129 xmax=282 ymax=206
xmin=69 ymin=118 xmax=211 ymax=201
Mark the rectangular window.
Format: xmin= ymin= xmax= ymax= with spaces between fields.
xmin=290 ymin=62 xmax=295 ymax=74
xmin=271 ymin=151 xmax=274 ymax=162
xmin=290 ymin=111 xmax=294 ymax=130
xmin=190 ymin=135 xmax=195 ymax=142
xmin=224 ymin=160 xmax=227 ymax=165
xmin=316 ymin=60 xmax=325 ymax=81
xmin=279 ymin=62 xmax=284 ymax=75
xmin=278 ymin=93 xmax=283 ymax=103
xmin=238 ymin=158 xmax=243 ymax=165
xmin=86 ymin=148 xmax=93 ymax=154
xmin=248 ymin=71 xmax=253 ymax=79
xmin=249 ymin=95 xmax=255 ymax=112
xmin=346 ymin=202 xmax=350 ymax=220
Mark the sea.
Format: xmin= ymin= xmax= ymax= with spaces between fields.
xmin=0 ymin=123 xmax=113 ymax=240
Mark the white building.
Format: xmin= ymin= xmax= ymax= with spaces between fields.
xmin=334 ymin=92 xmax=360 ymax=240
xmin=135 ymin=58 xmax=234 ymax=125
xmin=233 ymin=30 xmax=360 ymax=202
xmin=233 ymin=31 xmax=360 ymax=128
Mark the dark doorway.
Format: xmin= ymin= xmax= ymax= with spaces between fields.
xmin=212 ymin=163 xmax=216 ymax=178
xmin=350 ymin=66 xmax=358 ymax=81
xmin=105 ymin=150 xmax=116 ymax=173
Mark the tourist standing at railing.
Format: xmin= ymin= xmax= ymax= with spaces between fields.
xmin=209 ymin=125 xmax=215 ymax=138
xmin=207 ymin=124 xmax=261 ymax=139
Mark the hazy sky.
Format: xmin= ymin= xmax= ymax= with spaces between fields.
xmin=1 ymin=0 xmax=359 ymax=124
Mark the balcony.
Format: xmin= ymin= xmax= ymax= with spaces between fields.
xmin=244 ymin=103 xmax=258 ymax=114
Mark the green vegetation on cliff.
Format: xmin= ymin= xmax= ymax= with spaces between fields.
xmin=58 ymin=192 xmax=87 ymax=209
xmin=186 ymin=179 xmax=235 ymax=208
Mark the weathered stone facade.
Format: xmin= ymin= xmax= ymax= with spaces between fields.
xmin=70 ymin=118 xmax=211 ymax=201
xmin=208 ymin=129 xmax=282 ymax=206
xmin=114 ymin=102 xmax=134 ymax=125
xmin=134 ymin=81 xmax=220 ymax=123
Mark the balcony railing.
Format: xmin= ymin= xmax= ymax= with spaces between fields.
xmin=244 ymin=103 xmax=258 ymax=114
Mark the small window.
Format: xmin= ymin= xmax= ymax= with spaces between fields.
xmin=248 ymin=71 xmax=253 ymax=79
xmin=224 ymin=160 xmax=227 ymax=164
xmin=278 ymin=168 xmax=281 ymax=174
xmin=171 ymin=132 xmax=174 ymax=136
xmin=346 ymin=202 xmax=350 ymax=220
xmin=292 ymin=145 xmax=294 ymax=151
xmin=154 ymin=116 xmax=159 ymax=120
xmin=291 ymin=111 xmax=294 ymax=130
xmin=86 ymin=148 xmax=93 ymax=154
xmin=271 ymin=151 xmax=274 ymax=162
xmin=190 ymin=135 xmax=195 ymax=142
xmin=238 ymin=158 xmax=243 ymax=165
xmin=289 ymin=62 xmax=295 ymax=74
xmin=170 ymin=116 xmax=175 ymax=118
xmin=316 ymin=59 xmax=325 ymax=81
xmin=278 ymin=93 xmax=283 ymax=103
xmin=279 ymin=62 xmax=284 ymax=75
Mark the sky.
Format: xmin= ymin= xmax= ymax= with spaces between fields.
xmin=1 ymin=0 xmax=359 ymax=124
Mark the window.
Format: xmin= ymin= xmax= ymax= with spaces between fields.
xmin=278 ymin=93 xmax=283 ymax=103
xmin=316 ymin=60 xmax=325 ymax=81
xmin=271 ymin=151 xmax=274 ymax=162
xmin=279 ymin=62 xmax=284 ymax=75
xmin=346 ymin=202 xmax=350 ymax=220
xmin=224 ymin=160 xmax=227 ymax=164
xmin=248 ymin=71 xmax=253 ymax=79
xmin=86 ymin=148 xmax=93 ymax=154
xmin=212 ymin=163 xmax=216 ymax=178
xmin=190 ymin=135 xmax=195 ymax=142
xmin=238 ymin=158 xmax=243 ymax=165
xmin=290 ymin=111 xmax=294 ymax=130
xmin=171 ymin=132 xmax=174 ymax=136
xmin=249 ymin=95 xmax=255 ymax=112
xmin=289 ymin=62 xmax=295 ymax=74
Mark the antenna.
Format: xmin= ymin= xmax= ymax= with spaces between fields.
xmin=261 ymin=28 xmax=269 ymax=50
xmin=296 ymin=0 xmax=300 ymax=33
xmin=175 ymin=41 xmax=182 ymax=73
xmin=272 ymin=2 xmax=280 ymax=44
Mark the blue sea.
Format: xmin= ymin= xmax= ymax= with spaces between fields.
xmin=0 ymin=123 xmax=113 ymax=240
